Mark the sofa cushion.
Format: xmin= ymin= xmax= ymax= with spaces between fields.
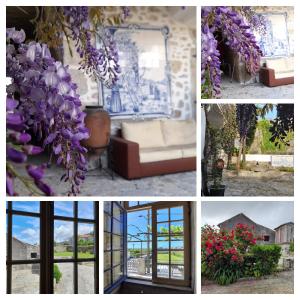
xmin=122 ymin=120 xmax=165 ymax=149
xmin=265 ymin=57 xmax=294 ymax=79
xmin=139 ymin=147 xmax=182 ymax=163
xmin=161 ymin=119 xmax=196 ymax=147
xmin=181 ymin=144 xmax=196 ymax=158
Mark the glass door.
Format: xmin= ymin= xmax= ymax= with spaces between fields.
xmin=152 ymin=202 xmax=190 ymax=286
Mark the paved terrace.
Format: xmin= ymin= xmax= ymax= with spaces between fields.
xmin=13 ymin=155 xmax=196 ymax=197
xmin=221 ymin=77 xmax=294 ymax=99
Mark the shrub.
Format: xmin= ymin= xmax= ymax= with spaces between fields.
xmin=249 ymin=244 xmax=281 ymax=277
xmin=201 ymin=224 xmax=257 ymax=285
xmin=289 ymin=241 xmax=294 ymax=253
xmin=54 ymin=264 xmax=62 ymax=283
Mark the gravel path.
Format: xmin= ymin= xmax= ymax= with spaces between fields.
xmin=223 ymin=169 xmax=294 ymax=197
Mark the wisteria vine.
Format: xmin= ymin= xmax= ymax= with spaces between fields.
xmin=201 ymin=6 xmax=264 ymax=98
xmin=6 ymin=7 xmax=130 ymax=196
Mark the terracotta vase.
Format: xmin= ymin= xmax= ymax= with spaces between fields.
xmin=82 ymin=106 xmax=111 ymax=155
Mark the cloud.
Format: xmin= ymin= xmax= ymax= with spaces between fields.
xmin=54 ymin=221 xmax=73 ymax=242
xmin=201 ymin=201 xmax=294 ymax=229
xmin=16 ymin=228 xmax=39 ymax=245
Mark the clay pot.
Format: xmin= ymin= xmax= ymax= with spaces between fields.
xmin=82 ymin=106 xmax=111 ymax=155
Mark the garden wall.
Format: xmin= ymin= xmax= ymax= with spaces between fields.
xmin=244 ymin=154 xmax=293 ymax=167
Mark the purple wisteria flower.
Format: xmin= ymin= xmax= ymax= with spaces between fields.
xmin=63 ymin=6 xmax=123 ymax=87
xmin=6 ymin=27 xmax=89 ymax=196
xmin=201 ymin=6 xmax=263 ymax=98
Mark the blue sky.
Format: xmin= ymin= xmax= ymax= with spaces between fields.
xmin=256 ymin=104 xmax=277 ymax=120
xmin=127 ymin=206 xmax=184 ymax=250
xmin=9 ymin=201 xmax=94 ymax=245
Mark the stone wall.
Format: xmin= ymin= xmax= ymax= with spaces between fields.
xmin=219 ymin=214 xmax=275 ymax=244
xmin=63 ymin=7 xmax=196 ymax=134
xmin=275 ymin=223 xmax=294 ymax=244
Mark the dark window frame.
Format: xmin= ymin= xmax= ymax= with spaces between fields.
xmin=6 ymin=201 xmax=99 ymax=294
xmin=104 ymin=202 xmax=126 ymax=294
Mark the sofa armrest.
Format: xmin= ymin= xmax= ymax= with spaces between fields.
xmin=110 ymin=136 xmax=141 ymax=179
xmin=259 ymin=67 xmax=276 ymax=87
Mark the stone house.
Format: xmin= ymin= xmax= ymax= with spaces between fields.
xmin=274 ymin=222 xmax=294 ymax=244
xmin=274 ymin=222 xmax=294 ymax=259
xmin=12 ymin=237 xmax=39 ymax=271
xmin=218 ymin=213 xmax=275 ymax=243
xmin=12 ymin=237 xmax=39 ymax=260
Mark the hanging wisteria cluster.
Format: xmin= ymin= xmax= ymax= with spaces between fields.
xmin=7 ymin=28 xmax=89 ymax=196
xmin=6 ymin=6 xmax=131 ymax=196
xmin=201 ymin=6 xmax=264 ymax=98
xmin=63 ymin=7 xmax=121 ymax=87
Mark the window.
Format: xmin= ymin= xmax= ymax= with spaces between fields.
xmin=126 ymin=201 xmax=191 ymax=287
xmin=53 ymin=202 xmax=98 ymax=294
xmin=264 ymin=235 xmax=270 ymax=242
xmin=6 ymin=201 xmax=99 ymax=294
xmin=6 ymin=202 xmax=41 ymax=294
xmin=152 ymin=203 xmax=190 ymax=286
xmin=104 ymin=202 xmax=126 ymax=293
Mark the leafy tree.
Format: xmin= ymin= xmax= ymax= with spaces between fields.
xmin=220 ymin=105 xmax=238 ymax=168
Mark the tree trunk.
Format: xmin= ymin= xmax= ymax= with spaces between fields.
xmin=202 ymin=107 xmax=210 ymax=196
xmin=236 ymin=137 xmax=244 ymax=175
xmin=227 ymin=152 xmax=232 ymax=169
xmin=242 ymin=138 xmax=246 ymax=164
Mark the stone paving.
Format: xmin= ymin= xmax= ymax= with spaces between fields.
xmin=223 ymin=169 xmax=294 ymax=197
xmin=13 ymin=155 xmax=196 ymax=196
xmin=202 ymin=270 xmax=294 ymax=294
xmin=221 ymin=77 xmax=294 ymax=99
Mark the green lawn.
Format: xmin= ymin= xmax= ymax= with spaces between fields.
xmin=54 ymin=251 xmax=94 ymax=259
xmin=157 ymin=252 xmax=184 ymax=264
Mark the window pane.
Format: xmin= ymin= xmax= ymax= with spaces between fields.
xmin=113 ymin=234 xmax=122 ymax=250
xmin=171 ymin=265 xmax=184 ymax=280
xmin=171 ymin=251 xmax=184 ymax=265
xmin=104 ymin=270 xmax=111 ymax=289
xmin=11 ymin=264 xmax=40 ymax=293
xmin=157 ymin=264 xmax=169 ymax=278
xmin=12 ymin=215 xmax=40 ymax=260
xmin=53 ymin=263 xmax=74 ymax=294
xmin=170 ymin=206 xmax=183 ymax=221
xmin=128 ymin=201 xmax=138 ymax=207
xmin=171 ymin=236 xmax=184 ymax=249
xmin=170 ymin=220 xmax=183 ymax=234
xmin=104 ymin=252 xmax=111 ymax=270
xmin=157 ymin=251 xmax=169 ymax=264
xmin=12 ymin=201 xmax=39 ymax=213
xmin=54 ymin=202 xmax=73 ymax=217
xmin=157 ymin=239 xmax=169 ymax=250
xmin=78 ymin=262 xmax=94 ymax=294
xmin=113 ymin=219 xmax=121 ymax=235
xmin=78 ymin=202 xmax=94 ymax=219
xmin=113 ymin=250 xmax=122 ymax=266
xmin=54 ymin=220 xmax=74 ymax=259
xmin=78 ymin=223 xmax=94 ymax=258
xmin=113 ymin=265 xmax=122 ymax=283
xmin=157 ymin=222 xmax=169 ymax=235
xmin=157 ymin=208 xmax=168 ymax=222
xmin=104 ymin=214 xmax=111 ymax=232
xmin=113 ymin=203 xmax=121 ymax=220
xmin=104 ymin=233 xmax=111 ymax=251
xmin=104 ymin=202 xmax=111 ymax=214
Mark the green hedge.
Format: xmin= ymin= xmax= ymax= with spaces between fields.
xmin=247 ymin=244 xmax=281 ymax=278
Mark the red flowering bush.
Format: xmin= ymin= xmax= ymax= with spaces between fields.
xmin=201 ymin=223 xmax=258 ymax=285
